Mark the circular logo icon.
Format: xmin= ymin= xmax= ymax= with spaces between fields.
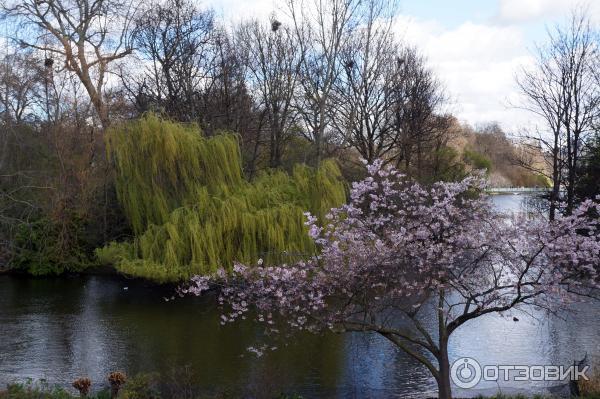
xmin=451 ymin=357 xmax=482 ymax=389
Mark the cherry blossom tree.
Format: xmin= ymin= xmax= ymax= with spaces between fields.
xmin=183 ymin=160 xmax=600 ymax=399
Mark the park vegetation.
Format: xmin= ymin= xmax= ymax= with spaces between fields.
xmin=0 ymin=0 xmax=598 ymax=398
xmin=0 ymin=0 xmax=554 ymax=278
xmin=0 ymin=0 xmax=559 ymax=279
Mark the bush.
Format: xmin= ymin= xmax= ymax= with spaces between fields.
xmin=1 ymin=120 xmax=130 ymax=276
xmin=464 ymin=149 xmax=492 ymax=173
xmin=118 ymin=373 xmax=161 ymax=399
xmin=11 ymin=216 xmax=94 ymax=276
xmin=579 ymin=360 xmax=600 ymax=398
xmin=427 ymin=146 xmax=467 ymax=183
xmin=0 ymin=377 xmax=304 ymax=399
xmin=0 ymin=380 xmax=109 ymax=399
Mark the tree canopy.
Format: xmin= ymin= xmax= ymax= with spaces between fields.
xmin=98 ymin=114 xmax=347 ymax=281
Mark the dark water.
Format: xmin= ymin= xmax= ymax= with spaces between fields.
xmin=1 ymin=195 xmax=599 ymax=398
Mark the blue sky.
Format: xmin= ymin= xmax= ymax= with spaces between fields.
xmin=400 ymin=0 xmax=495 ymax=29
xmin=398 ymin=0 xmax=554 ymax=43
xmin=202 ymin=0 xmax=598 ymax=133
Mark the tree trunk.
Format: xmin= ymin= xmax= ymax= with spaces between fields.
xmin=550 ymin=180 xmax=560 ymax=221
xmin=404 ymin=149 xmax=412 ymax=178
xmin=437 ymin=290 xmax=452 ymax=399
xmin=437 ymin=338 xmax=452 ymax=399
xmin=98 ymin=104 xmax=110 ymax=130
xmin=549 ymin=144 xmax=560 ymax=221
xmin=314 ymin=129 xmax=322 ymax=167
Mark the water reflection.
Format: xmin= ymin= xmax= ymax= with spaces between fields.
xmin=1 ymin=195 xmax=598 ymax=398
xmin=0 ymin=276 xmax=348 ymax=397
xmin=490 ymin=192 xmax=548 ymax=218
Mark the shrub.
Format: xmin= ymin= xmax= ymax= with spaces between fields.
xmin=464 ymin=149 xmax=492 ymax=174
xmin=11 ymin=216 xmax=93 ymax=275
xmin=118 ymin=373 xmax=160 ymax=399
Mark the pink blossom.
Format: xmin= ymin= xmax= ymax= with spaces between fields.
xmin=181 ymin=159 xmax=600 ymax=397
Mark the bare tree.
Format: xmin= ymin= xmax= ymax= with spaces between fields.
xmin=3 ymin=0 xmax=139 ymax=129
xmin=330 ymin=0 xmax=398 ymax=164
xmin=0 ymin=51 xmax=44 ymax=124
xmin=558 ymin=13 xmax=600 ymax=214
xmin=237 ymin=17 xmax=302 ymax=168
xmin=287 ymin=0 xmax=362 ymax=165
xmin=203 ymin=27 xmax=267 ymax=175
xmin=127 ymin=0 xmax=215 ymax=122
xmin=0 ymin=49 xmax=76 ymax=171
xmin=387 ymin=46 xmax=446 ymax=177
xmin=516 ymin=10 xmax=600 ymax=219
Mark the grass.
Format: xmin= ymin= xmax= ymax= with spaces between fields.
xmin=0 ymin=380 xmax=111 ymax=399
xmin=5 ymin=374 xmax=600 ymax=399
xmin=471 ymin=364 xmax=600 ymax=399
xmin=473 ymin=394 xmax=600 ymax=399
xmin=580 ymin=361 xmax=600 ymax=398
xmin=0 ymin=377 xmax=304 ymax=399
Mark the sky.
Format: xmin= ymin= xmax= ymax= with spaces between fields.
xmin=201 ymin=0 xmax=600 ymax=135
xmin=393 ymin=0 xmax=600 ymax=133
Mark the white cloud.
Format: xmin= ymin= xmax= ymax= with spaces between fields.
xmin=495 ymin=0 xmax=600 ymax=25
xmin=394 ymin=15 xmax=537 ymax=132
xmin=496 ymin=0 xmax=570 ymax=24
xmin=200 ymin=0 xmax=277 ymax=23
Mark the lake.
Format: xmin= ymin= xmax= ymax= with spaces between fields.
xmin=1 ymin=194 xmax=598 ymax=398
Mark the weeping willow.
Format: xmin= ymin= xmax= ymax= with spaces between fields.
xmin=99 ymin=114 xmax=346 ymax=282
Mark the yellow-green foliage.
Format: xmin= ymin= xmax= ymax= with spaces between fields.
xmin=99 ymin=114 xmax=346 ymax=282
xmin=105 ymin=114 xmax=244 ymax=234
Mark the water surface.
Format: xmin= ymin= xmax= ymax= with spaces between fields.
xmin=1 ymin=194 xmax=598 ymax=398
